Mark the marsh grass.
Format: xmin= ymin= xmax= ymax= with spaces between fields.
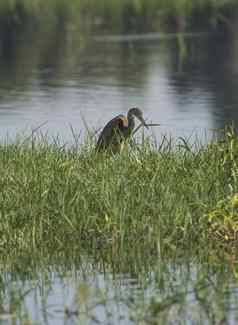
xmin=0 ymin=126 xmax=237 ymax=259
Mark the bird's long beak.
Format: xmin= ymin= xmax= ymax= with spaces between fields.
xmin=139 ymin=116 xmax=149 ymax=129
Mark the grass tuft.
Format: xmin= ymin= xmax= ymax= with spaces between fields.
xmin=0 ymin=126 xmax=238 ymax=259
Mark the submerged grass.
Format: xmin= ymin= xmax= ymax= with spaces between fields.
xmin=0 ymin=127 xmax=238 ymax=259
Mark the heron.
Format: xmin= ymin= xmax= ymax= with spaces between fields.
xmin=96 ymin=107 xmax=148 ymax=153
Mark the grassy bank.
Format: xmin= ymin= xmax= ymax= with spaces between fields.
xmin=0 ymin=127 xmax=237 ymax=259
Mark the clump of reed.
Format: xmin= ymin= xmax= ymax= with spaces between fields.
xmin=0 ymin=126 xmax=237 ymax=259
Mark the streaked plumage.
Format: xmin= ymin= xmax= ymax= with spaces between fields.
xmin=96 ymin=107 xmax=148 ymax=153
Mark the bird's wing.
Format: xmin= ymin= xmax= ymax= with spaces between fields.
xmin=96 ymin=115 xmax=128 ymax=149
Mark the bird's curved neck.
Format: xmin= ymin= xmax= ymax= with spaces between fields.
xmin=127 ymin=113 xmax=135 ymax=129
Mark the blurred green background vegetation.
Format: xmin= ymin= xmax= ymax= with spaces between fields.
xmin=0 ymin=0 xmax=237 ymax=95
xmin=0 ymin=0 xmax=237 ymax=36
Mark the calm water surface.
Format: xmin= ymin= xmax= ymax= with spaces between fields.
xmin=3 ymin=258 xmax=238 ymax=324
xmin=0 ymin=29 xmax=238 ymax=142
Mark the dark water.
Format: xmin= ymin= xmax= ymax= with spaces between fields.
xmin=0 ymin=18 xmax=238 ymax=143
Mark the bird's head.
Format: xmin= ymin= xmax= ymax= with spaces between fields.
xmin=128 ymin=107 xmax=148 ymax=129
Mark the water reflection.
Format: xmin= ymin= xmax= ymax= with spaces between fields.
xmin=0 ymin=10 xmax=237 ymax=141
xmin=1 ymin=257 xmax=238 ymax=324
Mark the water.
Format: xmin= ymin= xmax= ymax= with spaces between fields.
xmin=1 ymin=27 xmax=238 ymax=143
xmin=2 ymin=257 xmax=238 ymax=324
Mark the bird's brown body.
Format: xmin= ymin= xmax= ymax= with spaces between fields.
xmin=96 ymin=108 xmax=147 ymax=153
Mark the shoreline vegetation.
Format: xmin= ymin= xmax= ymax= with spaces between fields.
xmin=0 ymin=0 xmax=237 ymax=36
xmin=0 ymin=1 xmax=237 ymax=17
xmin=0 ymin=0 xmax=237 ymax=109
xmin=0 ymin=126 xmax=238 ymax=262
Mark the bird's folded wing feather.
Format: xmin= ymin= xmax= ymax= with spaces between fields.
xmin=96 ymin=115 xmax=128 ymax=148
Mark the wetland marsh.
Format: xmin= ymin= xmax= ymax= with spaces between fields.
xmin=0 ymin=0 xmax=238 ymax=323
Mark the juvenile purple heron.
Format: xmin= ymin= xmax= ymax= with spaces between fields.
xmin=96 ymin=107 xmax=148 ymax=153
